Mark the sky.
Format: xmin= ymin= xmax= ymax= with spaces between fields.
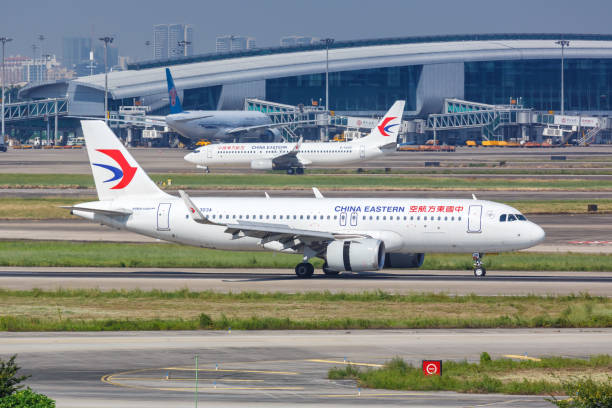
xmin=3 ymin=0 xmax=612 ymax=62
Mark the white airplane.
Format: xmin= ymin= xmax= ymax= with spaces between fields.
xmin=68 ymin=120 xmax=545 ymax=278
xmin=184 ymin=101 xmax=405 ymax=174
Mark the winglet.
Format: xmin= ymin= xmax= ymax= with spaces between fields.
xmin=179 ymin=190 xmax=219 ymax=225
xmin=312 ymin=187 xmax=324 ymax=199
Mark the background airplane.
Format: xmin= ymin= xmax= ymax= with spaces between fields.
xmin=162 ymin=68 xmax=285 ymax=142
xmin=68 ymin=120 xmax=545 ymax=279
xmin=184 ymin=100 xmax=405 ymax=174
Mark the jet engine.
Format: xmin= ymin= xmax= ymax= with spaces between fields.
xmin=326 ymin=239 xmax=385 ymax=272
xmin=250 ymin=159 xmax=274 ymax=170
xmin=383 ymin=253 xmax=425 ymax=268
xmin=260 ymin=128 xmax=282 ymax=143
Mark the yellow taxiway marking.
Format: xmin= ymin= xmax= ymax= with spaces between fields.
xmin=322 ymin=392 xmax=432 ymax=398
xmin=111 ymin=377 xmax=264 ymax=382
xmin=503 ymin=354 xmax=542 ymax=362
xmin=306 ymin=359 xmax=383 ymax=368
xmin=162 ymin=367 xmax=298 ymax=375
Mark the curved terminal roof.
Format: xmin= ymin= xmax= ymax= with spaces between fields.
xmin=20 ymin=33 xmax=612 ymax=102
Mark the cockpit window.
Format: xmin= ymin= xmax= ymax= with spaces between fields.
xmin=499 ymin=214 xmax=506 ymax=222
xmin=515 ymin=214 xmax=527 ymax=221
xmin=507 ymin=214 xmax=517 ymax=222
xmin=500 ymin=213 xmax=526 ymax=222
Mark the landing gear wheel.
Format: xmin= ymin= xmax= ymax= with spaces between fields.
xmin=472 ymin=252 xmax=486 ymax=278
xmin=295 ymin=262 xmax=314 ymax=278
xmin=296 ymin=167 xmax=304 ymax=175
xmin=473 ymin=266 xmax=486 ymax=278
xmin=322 ymin=262 xmax=340 ymax=276
xmin=286 ymin=168 xmax=295 ymax=175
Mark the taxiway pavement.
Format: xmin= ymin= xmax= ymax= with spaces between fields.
xmin=1 ymin=329 xmax=610 ymax=407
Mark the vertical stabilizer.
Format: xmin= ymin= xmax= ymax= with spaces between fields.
xmin=360 ymin=100 xmax=405 ymax=146
xmin=166 ymin=68 xmax=183 ymax=114
xmin=81 ymin=120 xmax=169 ymax=200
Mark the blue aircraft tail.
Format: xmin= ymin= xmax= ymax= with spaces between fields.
xmin=166 ymin=68 xmax=183 ymax=114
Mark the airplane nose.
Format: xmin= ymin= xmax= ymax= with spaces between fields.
xmin=184 ymin=152 xmax=197 ymax=164
xmin=531 ymin=223 xmax=546 ymax=245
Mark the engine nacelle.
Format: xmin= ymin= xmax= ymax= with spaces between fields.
xmin=384 ymin=253 xmax=425 ymax=268
xmin=261 ymin=128 xmax=282 ymax=143
xmin=326 ymin=239 xmax=385 ymax=272
xmin=250 ymin=159 xmax=274 ymax=170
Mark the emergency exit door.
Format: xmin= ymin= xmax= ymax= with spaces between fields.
xmin=360 ymin=145 xmax=365 ymax=159
xmin=467 ymin=205 xmax=482 ymax=233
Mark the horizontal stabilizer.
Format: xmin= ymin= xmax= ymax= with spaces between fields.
xmin=61 ymin=206 xmax=132 ymax=216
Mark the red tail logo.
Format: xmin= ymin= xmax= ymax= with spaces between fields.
xmin=94 ymin=149 xmax=137 ymax=189
xmin=377 ymin=117 xmax=398 ymax=136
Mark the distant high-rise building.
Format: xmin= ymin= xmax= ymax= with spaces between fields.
xmin=153 ymin=24 xmax=193 ymax=59
xmin=280 ymin=36 xmax=319 ymax=47
xmin=62 ymin=37 xmax=91 ymax=69
xmin=216 ymin=35 xmax=256 ymax=53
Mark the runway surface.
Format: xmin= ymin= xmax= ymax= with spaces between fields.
xmin=1 ymin=328 xmax=610 ymax=407
xmin=1 ymin=267 xmax=611 ymax=295
xmin=3 ymin=214 xmax=612 ymax=253
xmin=3 ymin=145 xmax=612 ymax=175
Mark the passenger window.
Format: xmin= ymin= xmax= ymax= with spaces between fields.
xmin=458 ymin=216 xmax=462 ymax=221
xmin=306 ymin=215 xmax=310 ymax=220
xmin=300 ymin=215 xmax=304 ymax=219
xmin=404 ymin=216 xmax=407 ymax=221
xmin=313 ymin=215 xmax=317 ymax=220
xmin=369 ymin=216 xmax=373 ymax=220
xmin=362 ymin=216 xmax=366 ymax=220
xmin=279 ymin=215 xmax=283 ymax=220
xmin=293 ymin=215 xmax=297 ymax=219
xmin=438 ymin=216 xmax=441 ymax=221
xmin=500 ymin=214 xmax=507 ymax=222
xmin=444 ymin=216 xmax=448 ymax=221
xmin=383 ymin=216 xmax=386 ymax=220
xmin=327 ymin=215 xmax=330 ymax=220
xmin=417 ymin=216 xmax=420 ymax=220
xmin=266 ymin=215 xmax=270 ymax=219
xmin=508 ymin=214 xmax=517 ymax=222
xmin=273 ymin=215 xmax=276 ymax=219
xmin=410 ymin=216 xmax=414 ymax=221
xmin=259 ymin=215 xmax=263 ymax=219
xmin=376 ymin=216 xmax=380 ymax=220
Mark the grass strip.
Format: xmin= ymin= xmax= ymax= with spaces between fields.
xmin=328 ymin=354 xmax=612 ymax=395
xmin=2 ymin=241 xmax=612 ymax=271
xmin=0 ymin=290 xmax=610 ymax=331
xmin=2 ymin=197 xmax=612 ymax=220
xmin=4 ymin=173 xmax=612 ymax=190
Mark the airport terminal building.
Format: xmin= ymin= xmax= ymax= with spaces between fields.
xmin=19 ymin=34 xmax=612 ymax=117
xmin=13 ymin=33 xmax=612 ymax=144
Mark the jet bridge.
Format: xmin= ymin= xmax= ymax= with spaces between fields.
xmin=426 ymin=98 xmax=532 ymax=141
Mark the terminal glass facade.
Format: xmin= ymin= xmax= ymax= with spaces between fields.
xmin=465 ymin=59 xmax=612 ymax=112
xmin=266 ymin=65 xmax=422 ymax=112
xmin=183 ymin=85 xmax=222 ymax=110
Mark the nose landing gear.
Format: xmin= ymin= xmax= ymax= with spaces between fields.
xmin=472 ymin=252 xmax=486 ymax=278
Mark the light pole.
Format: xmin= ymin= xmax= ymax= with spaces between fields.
xmin=1 ymin=37 xmax=12 ymax=139
xmin=320 ymin=38 xmax=334 ymax=112
xmin=38 ymin=34 xmax=45 ymax=83
xmin=99 ymin=36 xmax=114 ymax=123
xmin=177 ymin=40 xmax=191 ymax=57
xmin=555 ymin=39 xmax=570 ymax=115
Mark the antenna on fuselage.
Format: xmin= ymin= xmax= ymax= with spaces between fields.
xmin=312 ymin=187 xmax=324 ymax=199
xmin=265 ymin=192 xmax=271 ymax=199
xmin=472 ymin=194 xmax=478 ymax=200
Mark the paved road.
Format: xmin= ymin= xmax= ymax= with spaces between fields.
xmin=1 ymin=329 xmax=609 ymax=407
xmin=1 ymin=267 xmax=611 ymax=295
xmin=3 ymin=145 xmax=612 ymax=175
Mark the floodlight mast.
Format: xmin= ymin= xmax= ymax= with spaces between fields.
xmin=1 ymin=36 xmax=13 ymax=139
xmin=99 ymin=36 xmax=114 ymax=123
xmin=555 ymin=39 xmax=570 ymax=115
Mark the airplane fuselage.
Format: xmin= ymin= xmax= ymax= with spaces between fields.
xmin=184 ymin=140 xmax=389 ymax=167
xmin=165 ymin=110 xmax=273 ymax=141
xmin=74 ymin=197 xmax=544 ymax=255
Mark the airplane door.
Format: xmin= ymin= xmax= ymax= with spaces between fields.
xmin=207 ymin=147 xmax=213 ymax=159
xmin=339 ymin=212 xmax=347 ymax=226
xmin=467 ymin=205 xmax=482 ymax=233
xmin=350 ymin=212 xmax=358 ymax=226
xmin=360 ymin=145 xmax=365 ymax=159
xmin=157 ymin=203 xmax=171 ymax=231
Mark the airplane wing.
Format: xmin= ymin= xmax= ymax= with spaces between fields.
xmin=179 ymin=190 xmax=366 ymax=252
xmin=268 ymin=137 xmax=304 ymax=168
xmin=67 ymin=116 xmax=167 ymax=127
xmin=225 ymin=120 xmax=317 ymax=135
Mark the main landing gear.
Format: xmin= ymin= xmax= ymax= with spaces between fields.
xmin=295 ymin=262 xmax=314 ymax=278
xmin=286 ymin=167 xmax=304 ymax=175
xmin=472 ymin=252 xmax=486 ymax=278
